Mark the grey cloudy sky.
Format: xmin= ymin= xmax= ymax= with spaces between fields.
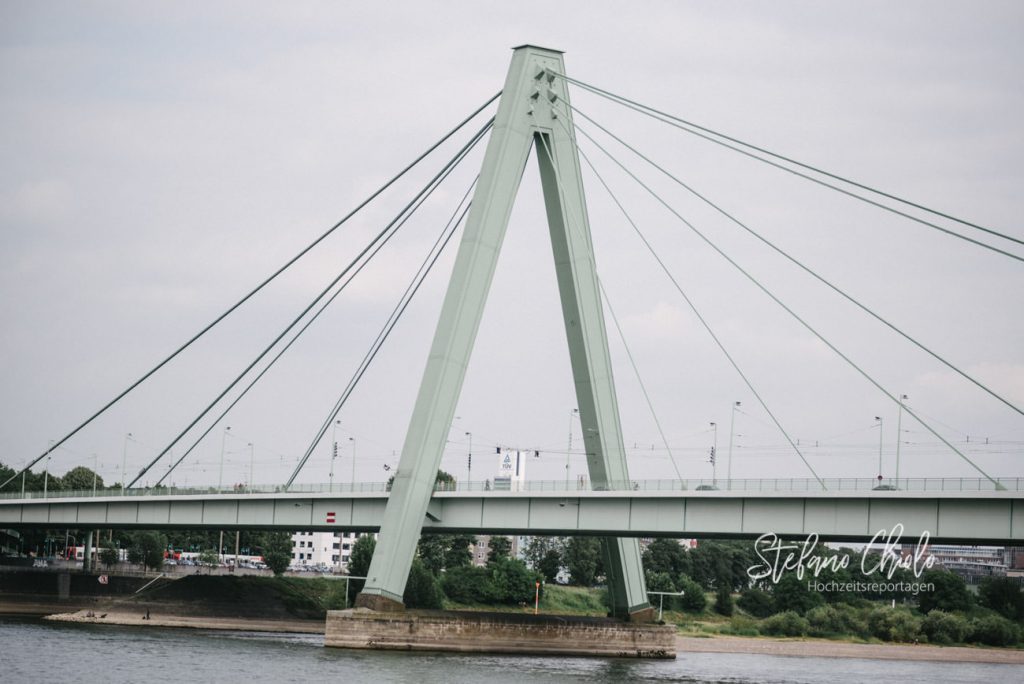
xmin=1 ymin=1 xmax=1021 ymax=489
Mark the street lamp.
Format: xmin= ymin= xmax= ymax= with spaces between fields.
xmin=349 ymin=437 xmax=356 ymax=486
xmin=895 ymin=395 xmax=907 ymax=486
xmin=465 ymin=432 xmax=473 ymax=486
xmin=566 ymin=409 xmax=578 ymax=490
xmin=709 ymin=422 xmax=718 ymax=485
xmin=330 ymin=420 xmax=341 ymax=490
xmin=121 ymin=432 xmax=134 ymax=494
xmin=218 ymin=426 xmax=231 ymax=491
xmin=727 ymin=402 xmax=741 ymax=490
xmin=247 ymin=443 xmax=255 ymax=491
xmin=875 ymin=416 xmax=884 ymax=480
xmin=92 ymin=453 xmax=99 ymax=495
xmin=43 ymin=444 xmax=53 ymax=498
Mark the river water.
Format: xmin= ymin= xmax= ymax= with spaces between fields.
xmin=2 ymin=618 xmax=1021 ymax=683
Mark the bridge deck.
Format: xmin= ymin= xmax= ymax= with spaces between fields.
xmin=2 ymin=479 xmax=1021 ymax=544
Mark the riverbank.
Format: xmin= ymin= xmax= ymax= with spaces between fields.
xmin=676 ymin=634 xmax=1024 ymax=664
xmin=24 ymin=605 xmax=1024 ymax=665
xmin=43 ymin=608 xmax=323 ymax=634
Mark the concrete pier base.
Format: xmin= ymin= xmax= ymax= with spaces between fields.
xmin=325 ymin=609 xmax=676 ymax=659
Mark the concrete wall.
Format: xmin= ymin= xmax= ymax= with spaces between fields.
xmin=325 ymin=609 xmax=676 ymax=658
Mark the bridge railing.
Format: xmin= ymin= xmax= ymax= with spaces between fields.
xmin=0 ymin=476 xmax=1019 ymax=501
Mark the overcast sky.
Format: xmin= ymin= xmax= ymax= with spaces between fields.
xmin=2 ymin=1 xmax=1021 ymax=490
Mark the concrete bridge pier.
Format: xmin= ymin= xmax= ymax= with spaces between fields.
xmin=83 ymin=530 xmax=93 ymax=573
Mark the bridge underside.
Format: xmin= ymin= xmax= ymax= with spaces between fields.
xmin=3 ymin=492 xmax=1021 ymax=545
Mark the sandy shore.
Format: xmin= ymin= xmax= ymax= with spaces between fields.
xmin=676 ymin=634 xmax=1024 ymax=664
xmin=43 ymin=609 xmax=324 ymax=634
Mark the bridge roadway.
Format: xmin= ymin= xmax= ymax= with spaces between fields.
xmin=2 ymin=478 xmax=1021 ymax=544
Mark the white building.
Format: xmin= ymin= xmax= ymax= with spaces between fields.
xmin=290 ymin=531 xmax=372 ymax=571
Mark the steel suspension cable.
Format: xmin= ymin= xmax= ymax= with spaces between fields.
xmin=565 ymin=104 xmax=1023 ymax=418
xmin=154 ymin=167 xmax=483 ymax=488
xmin=550 ymin=121 xmax=826 ymax=489
xmin=285 ymin=181 xmax=477 ymax=488
xmin=568 ymin=118 xmax=1001 ymax=488
xmin=534 ymin=134 xmax=683 ymax=482
xmin=548 ymin=70 xmax=1024 ymax=254
xmin=1 ymin=92 xmax=501 ymax=492
xmin=129 ymin=119 xmax=493 ymax=488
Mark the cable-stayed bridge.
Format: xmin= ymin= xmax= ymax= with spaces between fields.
xmin=2 ymin=46 xmax=1021 ymax=619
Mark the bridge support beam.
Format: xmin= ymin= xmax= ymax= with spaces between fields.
xmin=356 ymin=45 xmax=651 ymax=619
xmin=83 ymin=529 xmax=93 ymax=573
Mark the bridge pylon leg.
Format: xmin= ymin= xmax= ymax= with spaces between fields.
xmin=355 ymin=45 xmax=651 ymax=621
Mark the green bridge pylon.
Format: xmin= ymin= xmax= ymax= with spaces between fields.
xmin=355 ymin=45 xmax=653 ymax=621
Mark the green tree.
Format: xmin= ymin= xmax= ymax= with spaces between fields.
xmin=918 ymin=569 xmax=971 ymax=614
xmin=130 ymin=531 xmax=167 ymax=571
xmin=737 ymin=587 xmax=774 ymax=617
xmin=347 ymin=535 xmax=375 ymax=602
xmin=199 ymin=549 xmax=220 ymax=568
xmin=487 ymin=535 xmax=512 ymax=564
xmin=490 ymin=557 xmax=541 ymax=604
xmin=261 ymin=531 xmax=293 ymax=577
xmin=642 ymin=538 xmax=690 ymax=578
xmin=978 ymin=576 xmax=1024 ymax=621
xmin=714 ymin=584 xmax=734 ymax=616
xmin=443 ymin=534 xmax=475 ymax=570
xmin=537 ymin=548 xmax=562 ymax=583
xmin=60 ymin=466 xmax=103 ymax=492
xmin=523 ymin=536 xmax=565 ymax=571
xmin=772 ymin=573 xmax=824 ymax=615
xmin=441 ymin=565 xmax=496 ymax=604
xmin=564 ymin=537 xmax=600 ymax=586
xmin=98 ymin=547 xmax=119 ymax=569
xmin=403 ymin=558 xmax=443 ymax=609
xmin=677 ymin=574 xmax=707 ymax=613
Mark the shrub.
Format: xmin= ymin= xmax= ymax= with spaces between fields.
xmin=440 ymin=565 xmax=496 ymax=604
xmin=771 ymin=574 xmax=824 ymax=615
xmin=868 ymin=607 xmax=923 ymax=643
xmin=489 ymin=557 xmax=541 ymax=604
xmin=917 ymin=569 xmax=971 ymax=614
xmin=978 ymin=577 xmax=1024 ymax=621
xmin=724 ymin=615 xmax=760 ymax=637
xmin=737 ymin=588 xmax=774 ymax=618
xmin=404 ymin=559 xmax=443 ymax=609
xmin=714 ymin=584 xmax=733 ymax=616
xmin=761 ymin=611 xmax=809 ymax=637
xmin=676 ymin=574 xmax=707 ymax=613
xmin=921 ymin=610 xmax=971 ymax=645
xmin=969 ymin=614 xmax=1021 ymax=647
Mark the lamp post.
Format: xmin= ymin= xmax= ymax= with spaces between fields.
xmin=465 ymin=432 xmax=473 ymax=487
xmin=895 ymin=395 xmax=907 ymax=486
xmin=330 ymin=420 xmax=341 ymax=490
xmin=92 ymin=453 xmax=99 ymax=495
xmin=710 ymin=422 xmax=718 ymax=485
xmin=218 ymin=426 xmax=231 ymax=491
xmin=875 ymin=416 xmax=884 ymax=479
xmin=121 ymin=432 xmax=133 ymax=494
xmin=43 ymin=444 xmax=53 ymax=497
xmin=727 ymin=401 xmax=740 ymax=490
xmin=247 ymin=443 xmax=255 ymax=491
xmin=566 ymin=408 xmax=578 ymax=490
xmin=349 ymin=437 xmax=356 ymax=487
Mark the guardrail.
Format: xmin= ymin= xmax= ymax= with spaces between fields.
xmin=0 ymin=476 xmax=1019 ymax=501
